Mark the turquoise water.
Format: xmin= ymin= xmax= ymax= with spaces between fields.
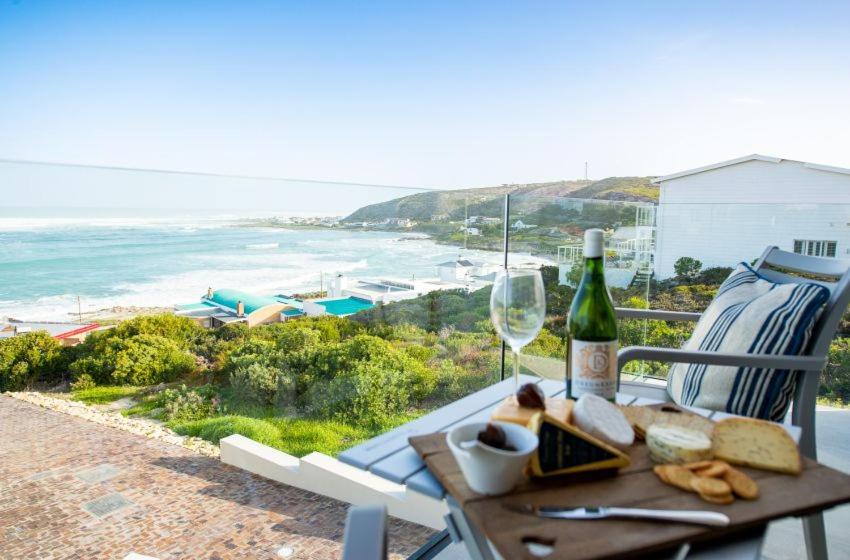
xmin=0 ymin=210 xmax=544 ymax=321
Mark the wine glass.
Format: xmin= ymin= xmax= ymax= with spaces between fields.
xmin=489 ymin=268 xmax=546 ymax=392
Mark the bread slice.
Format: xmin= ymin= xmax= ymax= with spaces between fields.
xmin=711 ymin=417 xmax=801 ymax=475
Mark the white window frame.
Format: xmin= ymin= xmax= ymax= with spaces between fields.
xmin=793 ymin=239 xmax=837 ymax=258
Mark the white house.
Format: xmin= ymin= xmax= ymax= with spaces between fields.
xmin=511 ymin=220 xmax=537 ymax=230
xmin=653 ymin=154 xmax=850 ymax=279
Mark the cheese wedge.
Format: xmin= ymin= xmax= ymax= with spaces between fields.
xmin=646 ymin=425 xmax=713 ymax=464
xmin=712 ymin=417 xmax=801 ymax=475
xmin=527 ymin=412 xmax=630 ymax=477
xmin=491 ymin=396 xmax=574 ymax=427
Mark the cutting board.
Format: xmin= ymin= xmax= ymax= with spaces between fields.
xmin=410 ymin=421 xmax=850 ymax=559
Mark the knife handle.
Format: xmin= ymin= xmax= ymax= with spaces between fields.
xmin=607 ymin=508 xmax=730 ymax=527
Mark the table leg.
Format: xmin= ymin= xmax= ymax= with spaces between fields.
xmin=446 ymin=496 xmax=498 ymax=560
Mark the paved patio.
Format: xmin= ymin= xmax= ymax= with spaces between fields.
xmin=0 ymin=396 xmax=434 ymax=560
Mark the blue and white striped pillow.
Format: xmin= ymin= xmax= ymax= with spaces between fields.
xmin=667 ymin=263 xmax=829 ymax=422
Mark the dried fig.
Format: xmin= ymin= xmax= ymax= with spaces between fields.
xmin=516 ymin=383 xmax=545 ymax=409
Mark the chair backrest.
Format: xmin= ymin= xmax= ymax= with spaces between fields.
xmin=753 ymin=246 xmax=850 ymax=359
xmin=752 ymin=246 xmax=850 ymax=421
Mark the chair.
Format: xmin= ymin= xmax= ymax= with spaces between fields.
xmin=342 ymin=504 xmax=388 ymax=560
xmin=616 ymin=246 xmax=850 ymax=560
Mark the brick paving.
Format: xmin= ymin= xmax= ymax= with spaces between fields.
xmin=0 ymin=396 xmax=434 ymax=560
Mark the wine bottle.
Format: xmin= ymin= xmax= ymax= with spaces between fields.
xmin=567 ymin=229 xmax=618 ymax=401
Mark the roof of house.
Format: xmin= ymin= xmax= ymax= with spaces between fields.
xmin=0 ymin=320 xmax=100 ymax=339
xmin=315 ymin=296 xmax=374 ymax=316
xmin=653 ymin=154 xmax=850 ymax=184
xmin=207 ymin=289 xmax=280 ymax=314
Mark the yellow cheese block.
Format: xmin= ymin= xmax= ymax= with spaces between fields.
xmin=491 ymin=396 xmax=574 ymax=427
xmin=712 ymin=417 xmax=801 ymax=475
xmin=527 ymin=412 xmax=630 ymax=477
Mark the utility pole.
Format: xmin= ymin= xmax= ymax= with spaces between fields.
xmin=76 ymin=296 xmax=82 ymax=323
xmin=585 ymin=162 xmax=588 ymax=181
xmin=319 ymin=271 xmax=323 ymax=297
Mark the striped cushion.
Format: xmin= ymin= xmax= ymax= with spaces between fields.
xmin=667 ymin=263 xmax=829 ymax=421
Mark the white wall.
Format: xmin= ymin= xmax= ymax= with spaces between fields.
xmin=655 ymin=160 xmax=850 ymax=278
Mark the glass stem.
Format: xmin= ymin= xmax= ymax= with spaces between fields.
xmin=513 ymin=349 xmax=520 ymax=392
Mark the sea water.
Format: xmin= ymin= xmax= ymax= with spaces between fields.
xmin=0 ymin=209 xmax=550 ymax=321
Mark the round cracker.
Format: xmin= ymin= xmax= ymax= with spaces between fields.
xmin=682 ymin=460 xmax=714 ymax=471
xmin=699 ymin=492 xmax=734 ymax=505
xmin=690 ymin=476 xmax=731 ymax=497
xmin=723 ymin=467 xmax=760 ymax=500
xmin=665 ymin=466 xmax=697 ymax=492
xmin=696 ymin=461 xmax=730 ymax=478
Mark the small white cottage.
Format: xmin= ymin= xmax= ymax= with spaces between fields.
xmin=653 ymin=154 xmax=850 ymax=279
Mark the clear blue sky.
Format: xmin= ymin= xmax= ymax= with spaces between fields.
xmin=1 ymin=0 xmax=849 ymax=208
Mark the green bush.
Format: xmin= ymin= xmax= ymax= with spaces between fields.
xmin=230 ymin=363 xmax=282 ymax=405
xmin=160 ymin=384 xmax=219 ymax=422
xmin=70 ymin=373 xmax=96 ymax=391
xmin=820 ymin=338 xmax=850 ymax=404
xmin=70 ymin=333 xmax=195 ymax=385
xmin=0 ymin=331 xmax=66 ymax=391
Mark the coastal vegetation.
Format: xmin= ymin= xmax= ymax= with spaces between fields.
xmin=3 ymin=263 xmax=850 ymax=457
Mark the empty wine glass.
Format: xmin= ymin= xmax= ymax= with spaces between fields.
xmin=490 ymin=268 xmax=546 ymax=391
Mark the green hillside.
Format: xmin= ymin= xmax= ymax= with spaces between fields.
xmin=343 ymin=177 xmax=656 ymax=222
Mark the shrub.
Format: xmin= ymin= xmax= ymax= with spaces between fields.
xmin=820 ymin=338 xmax=850 ymax=403
xmin=674 ymin=257 xmax=702 ymax=280
xmin=160 ymin=384 xmax=219 ymax=422
xmin=70 ymin=333 xmax=195 ymax=385
xmin=109 ymin=314 xmax=203 ymax=346
xmin=230 ymin=363 xmax=282 ymax=405
xmin=70 ymin=373 xmax=96 ymax=392
xmin=0 ymin=331 xmax=66 ymax=391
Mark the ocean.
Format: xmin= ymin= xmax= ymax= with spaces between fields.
xmin=0 ymin=209 xmax=549 ymax=321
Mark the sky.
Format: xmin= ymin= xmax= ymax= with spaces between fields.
xmin=1 ymin=0 xmax=849 ymax=209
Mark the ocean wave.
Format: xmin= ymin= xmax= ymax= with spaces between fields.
xmin=245 ymin=242 xmax=280 ymax=249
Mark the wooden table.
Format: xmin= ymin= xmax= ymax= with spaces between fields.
xmin=339 ymin=375 xmax=805 ymax=559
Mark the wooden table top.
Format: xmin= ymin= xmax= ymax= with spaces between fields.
xmin=410 ymin=427 xmax=850 ymax=560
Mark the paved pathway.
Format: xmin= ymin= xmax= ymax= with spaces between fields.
xmin=0 ymin=396 xmax=434 ymax=560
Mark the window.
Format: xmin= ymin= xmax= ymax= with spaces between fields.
xmin=793 ymin=239 xmax=837 ymax=257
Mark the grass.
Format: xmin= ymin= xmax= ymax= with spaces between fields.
xmin=70 ymin=385 xmax=143 ymax=405
xmin=118 ymin=385 xmax=420 ymax=457
xmin=170 ymin=415 xmax=378 ymax=457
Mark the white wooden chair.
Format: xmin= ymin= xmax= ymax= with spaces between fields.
xmin=616 ymin=246 xmax=850 ymax=560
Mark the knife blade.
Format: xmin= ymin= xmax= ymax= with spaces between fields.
xmin=502 ymin=503 xmax=730 ymax=527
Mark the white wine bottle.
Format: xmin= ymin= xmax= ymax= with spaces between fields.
xmin=567 ymin=229 xmax=618 ymax=401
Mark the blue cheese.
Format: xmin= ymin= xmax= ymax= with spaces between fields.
xmin=646 ymin=425 xmax=713 ymax=464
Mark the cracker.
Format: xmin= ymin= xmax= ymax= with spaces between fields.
xmin=696 ymin=461 xmax=730 ymax=478
xmin=723 ymin=467 xmax=760 ymax=500
xmin=690 ymin=476 xmax=732 ymax=497
xmin=699 ymin=492 xmax=735 ymax=505
xmin=665 ymin=465 xmax=698 ymax=492
xmin=682 ymin=460 xmax=714 ymax=471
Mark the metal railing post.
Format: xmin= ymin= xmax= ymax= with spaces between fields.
xmin=500 ymin=193 xmax=510 ymax=381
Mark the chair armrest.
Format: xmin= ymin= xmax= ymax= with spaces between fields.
xmin=615 ymin=308 xmax=702 ymax=322
xmin=342 ymin=505 xmax=387 ymax=560
xmin=618 ymin=346 xmax=827 ymax=373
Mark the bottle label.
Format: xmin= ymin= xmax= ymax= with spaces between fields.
xmin=570 ymin=339 xmax=617 ymax=399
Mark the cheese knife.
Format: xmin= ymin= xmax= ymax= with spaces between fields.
xmin=503 ymin=504 xmax=730 ymax=527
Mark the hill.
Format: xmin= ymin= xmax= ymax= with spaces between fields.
xmin=343 ymin=177 xmax=656 ymax=222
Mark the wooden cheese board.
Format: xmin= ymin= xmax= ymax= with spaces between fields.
xmin=409 ymin=406 xmax=850 ymax=560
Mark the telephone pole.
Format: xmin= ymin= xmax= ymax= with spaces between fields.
xmin=584 ymin=162 xmax=588 ymax=181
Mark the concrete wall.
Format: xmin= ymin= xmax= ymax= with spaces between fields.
xmin=655 ymin=160 xmax=850 ymax=278
xmin=220 ymin=435 xmax=448 ymax=529
xmin=246 ymin=304 xmax=287 ymax=327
